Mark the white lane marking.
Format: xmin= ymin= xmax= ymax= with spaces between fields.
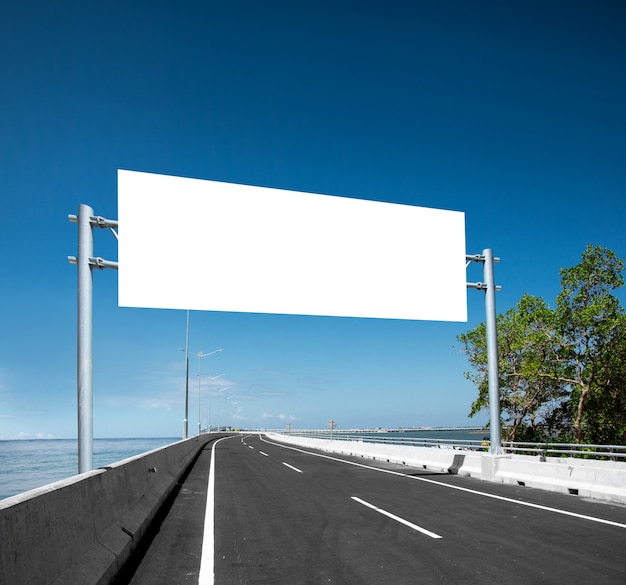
xmin=259 ymin=451 xmax=269 ymax=457
xmin=282 ymin=462 xmax=303 ymax=473
xmin=352 ymin=496 xmax=443 ymax=539
xmin=199 ymin=437 xmax=230 ymax=585
xmin=248 ymin=445 xmax=254 ymax=449
xmin=260 ymin=435 xmax=626 ymax=531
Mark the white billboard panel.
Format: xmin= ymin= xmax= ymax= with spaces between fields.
xmin=118 ymin=170 xmax=467 ymax=322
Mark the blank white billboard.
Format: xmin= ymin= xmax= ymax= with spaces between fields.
xmin=118 ymin=170 xmax=467 ymax=322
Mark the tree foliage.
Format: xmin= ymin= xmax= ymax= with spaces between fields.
xmin=458 ymin=294 xmax=565 ymax=441
xmin=556 ymin=245 xmax=625 ymax=443
xmin=458 ymin=245 xmax=626 ymax=444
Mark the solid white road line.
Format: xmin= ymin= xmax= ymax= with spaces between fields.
xmin=282 ymin=462 xmax=303 ymax=473
xmin=198 ymin=441 xmax=217 ymax=584
xmin=198 ymin=437 xmax=230 ymax=585
xmin=352 ymin=496 xmax=443 ymax=539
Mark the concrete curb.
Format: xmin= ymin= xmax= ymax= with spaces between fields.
xmin=266 ymin=433 xmax=626 ymax=504
xmin=0 ymin=435 xmax=214 ymax=585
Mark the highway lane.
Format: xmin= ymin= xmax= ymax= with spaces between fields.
xmin=121 ymin=433 xmax=626 ymax=584
xmin=215 ymin=434 xmax=626 ymax=584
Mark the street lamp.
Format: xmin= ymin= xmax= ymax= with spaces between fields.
xmin=223 ymin=394 xmax=239 ymax=431
xmin=224 ymin=394 xmax=243 ymax=431
xmin=231 ymin=406 xmax=243 ymax=430
xmin=215 ymin=387 xmax=230 ymax=431
xmin=182 ymin=310 xmax=190 ymax=440
xmin=204 ymin=374 xmax=225 ymax=431
xmin=192 ymin=353 xmax=222 ymax=435
xmin=181 ymin=345 xmax=222 ymax=437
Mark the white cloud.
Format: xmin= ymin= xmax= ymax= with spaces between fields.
xmin=12 ymin=431 xmax=57 ymax=440
xmin=260 ymin=413 xmax=296 ymax=421
xmin=102 ymin=360 xmax=237 ymax=412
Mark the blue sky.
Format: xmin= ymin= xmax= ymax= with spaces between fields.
xmin=1 ymin=0 xmax=625 ymax=439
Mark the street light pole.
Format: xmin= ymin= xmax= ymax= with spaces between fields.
xmin=183 ymin=310 xmax=190 ymax=439
xmin=197 ymin=372 xmax=201 ymax=435
xmin=186 ymin=352 xmax=222 ymax=435
xmin=215 ymin=387 xmax=229 ymax=431
xmin=225 ymin=395 xmax=240 ymax=431
xmin=204 ymin=373 xmax=225 ymax=431
xmin=232 ymin=406 xmax=243 ymax=430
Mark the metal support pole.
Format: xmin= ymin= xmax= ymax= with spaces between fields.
xmin=77 ymin=204 xmax=94 ymax=473
xmin=69 ymin=206 xmax=118 ymax=473
xmin=483 ymin=248 xmax=503 ymax=455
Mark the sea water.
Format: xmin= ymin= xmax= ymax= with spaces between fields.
xmin=0 ymin=437 xmax=178 ymax=501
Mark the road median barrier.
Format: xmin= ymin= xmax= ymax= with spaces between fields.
xmin=0 ymin=435 xmax=214 ymax=585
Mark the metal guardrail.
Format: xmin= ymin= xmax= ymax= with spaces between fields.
xmin=502 ymin=441 xmax=626 ymax=460
xmin=282 ymin=432 xmax=488 ymax=450
xmin=280 ymin=432 xmax=626 ymax=460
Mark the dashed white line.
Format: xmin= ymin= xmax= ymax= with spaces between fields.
xmin=248 ymin=445 xmax=254 ymax=449
xmin=282 ymin=462 xmax=303 ymax=473
xmin=259 ymin=451 xmax=269 ymax=457
xmin=352 ymin=496 xmax=443 ymax=539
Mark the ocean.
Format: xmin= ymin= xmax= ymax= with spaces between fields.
xmin=0 ymin=437 xmax=179 ymax=501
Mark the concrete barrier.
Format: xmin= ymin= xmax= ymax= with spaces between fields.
xmin=265 ymin=433 xmax=484 ymax=477
xmin=0 ymin=434 xmax=214 ymax=585
xmin=494 ymin=454 xmax=626 ymax=502
xmin=266 ymin=433 xmax=626 ymax=504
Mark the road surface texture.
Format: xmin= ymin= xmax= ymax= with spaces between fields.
xmin=121 ymin=433 xmax=626 ymax=584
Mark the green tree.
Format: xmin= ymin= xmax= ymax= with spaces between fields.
xmin=585 ymin=315 xmax=626 ymax=444
xmin=458 ymin=294 xmax=564 ymax=441
xmin=556 ymin=245 xmax=625 ymax=443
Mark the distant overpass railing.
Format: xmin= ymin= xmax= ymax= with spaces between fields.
xmin=278 ymin=431 xmax=626 ymax=461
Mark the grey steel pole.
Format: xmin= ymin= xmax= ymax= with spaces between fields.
xmin=77 ymin=204 xmax=94 ymax=472
xmin=197 ymin=369 xmax=201 ymax=436
xmin=483 ymin=248 xmax=503 ymax=455
xmin=183 ymin=310 xmax=190 ymax=439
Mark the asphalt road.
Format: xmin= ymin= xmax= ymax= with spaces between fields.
xmin=122 ymin=433 xmax=626 ymax=585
